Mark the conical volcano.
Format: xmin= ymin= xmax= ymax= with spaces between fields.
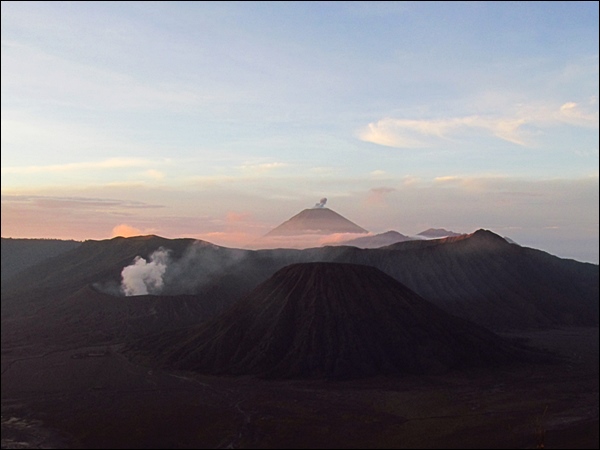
xmin=153 ymin=263 xmax=530 ymax=379
xmin=265 ymin=207 xmax=368 ymax=236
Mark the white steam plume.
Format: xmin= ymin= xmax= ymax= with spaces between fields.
xmin=110 ymin=241 xmax=248 ymax=297
xmin=121 ymin=248 xmax=171 ymax=296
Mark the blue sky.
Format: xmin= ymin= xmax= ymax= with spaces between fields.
xmin=1 ymin=2 xmax=598 ymax=262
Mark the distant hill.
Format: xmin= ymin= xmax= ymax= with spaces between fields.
xmin=1 ymin=235 xmax=202 ymax=316
xmin=354 ymin=230 xmax=598 ymax=329
xmin=265 ymin=207 xmax=368 ymax=236
xmin=1 ymin=284 xmax=223 ymax=347
xmin=335 ymin=230 xmax=415 ymax=248
xmin=133 ymin=263 xmax=537 ymax=379
xmin=1 ymin=237 xmax=81 ymax=284
xmin=1 ymin=236 xmax=245 ymax=346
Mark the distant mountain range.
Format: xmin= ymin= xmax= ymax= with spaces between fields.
xmin=261 ymin=205 xmax=469 ymax=248
xmin=334 ymin=228 xmax=469 ymax=248
xmin=2 ymin=229 xmax=597 ymax=352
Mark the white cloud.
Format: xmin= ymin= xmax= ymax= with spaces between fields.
xmin=360 ymin=119 xmax=431 ymax=148
xmin=557 ymin=100 xmax=599 ymax=127
xmin=365 ymin=187 xmax=396 ymax=206
xmin=434 ymin=175 xmax=463 ymax=184
xmin=369 ymin=170 xmax=388 ymax=178
xmin=401 ymin=176 xmax=421 ymax=186
xmin=1 ymin=157 xmax=166 ymax=174
xmin=143 ymin=169 xmax=166 ymax=180
xmin=237 ymin=162 xmax=288 ymax=174
xmin=360 ymin=115 xmax=529 ymax=148
xmin=360 ymin=99 xmax=599 ymax=149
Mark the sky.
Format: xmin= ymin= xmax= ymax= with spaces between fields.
xmin=1 ymin=1 xmax=598 ymax=263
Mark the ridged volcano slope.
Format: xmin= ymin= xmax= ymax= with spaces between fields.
xmin=153 ymin=263 xmax=531 ymax=379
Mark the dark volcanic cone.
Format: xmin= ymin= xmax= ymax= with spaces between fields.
xmin=265 ymin=208 xmax=368 ymax=236
xmin=152 ymin=263 xmax=531 ymax=379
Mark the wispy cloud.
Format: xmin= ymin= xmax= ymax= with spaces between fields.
xmin=1 ymin=157 xmax=166 ymax=175
xmin=557 ymin=99 xmax=599 ymax=127
xmin=1 ymin=194 xmax=164 ymax=210
xmin=225 ymin=211 xmax=252 ymax=223
xmin=143 ymin=169 xmax=166 ymax=180
xmin=237 ymin=162 xmax=288 ymax=174
xmin=365 ymin=187 xmax=396 ymax=206
xmin=1 ymin=194 xmax=167 ymax=240
xmin=360 ymin=99 xmax=599 ymax=148
xmin=369 ymin=170 xmax=388 ymax=178
xmin=359 ymin=115 xmax=529 ymax=147
xmin=434 ymin=175 xmax=463 ymax=184
xmin=1 ymin=40 xmax=206 ymax=111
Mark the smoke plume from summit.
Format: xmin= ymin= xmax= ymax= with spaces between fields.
xmin=314 ymin=197 xmax=327 ymax=208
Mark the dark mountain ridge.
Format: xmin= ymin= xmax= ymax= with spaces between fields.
xmin=1 ymin=235 xmax=208 ymax=314
xmin=1 ymin=230 xmax=597 ymax=349
xmin=2 ymin=284 xmax=220 ymax=347
xmin=1 ymin=237 xmax=81 ymax=284
xmin=1 ymin=235 xmax=252 ymax=345
xmin=325 ymin=230 xmax=599 ymax=329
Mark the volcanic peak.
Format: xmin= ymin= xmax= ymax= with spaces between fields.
xmin=156 ymin=262 xmax=525 ymax=379
xmin=265 ymin=208 xmax=368 ymax=236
